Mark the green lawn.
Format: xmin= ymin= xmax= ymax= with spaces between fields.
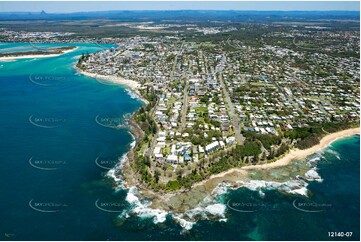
xmin=195 ymin=106 xmax=208 ymax=114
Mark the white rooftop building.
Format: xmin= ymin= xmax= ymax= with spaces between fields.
xmin=205 ymin=141 xmax=219 ymax=154
xmin=166 ymin=155 xmax=178 ymax=164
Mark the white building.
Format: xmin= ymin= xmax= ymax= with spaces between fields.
xmin=226 ymin=137 xmax=235 ymax=145
xmin=166 ymin=154 xmax=178 ymax=164
xmin=205 ymin=141 xmax=219 ymax=154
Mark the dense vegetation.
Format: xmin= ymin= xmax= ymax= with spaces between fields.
xmin=130 ymin=87 xmax=158 ymax=185
xmin=284 ymin=121 xmax=357 ymax=149
xmin=163 ymin=139 xmax=263 ymax=191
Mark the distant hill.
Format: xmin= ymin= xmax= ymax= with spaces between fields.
xmin=0 ymin=10 xmax=359 ymax=22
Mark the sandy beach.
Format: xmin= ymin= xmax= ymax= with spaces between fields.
xmin=0 ymin=47 xmax=78 ymax=61
xmin=78 ymin=69 xmax=141 ymax=90
xmin=146 ymin=127 xmax=360 ymax=212
xmin=192 ymin=127 xmax=360 ymax=188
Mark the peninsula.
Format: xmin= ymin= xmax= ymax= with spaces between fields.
xmin=0 ymin=46 xmax=77 ymax=60
xmin=76 ymin=33 xmax=359 ymax=199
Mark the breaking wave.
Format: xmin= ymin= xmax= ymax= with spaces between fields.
xmin=172 ymin=215 xmax=195 ymax=231
xmin=114 ymin=183 xmax=228 ymax=231
xmin=106 ymin=153 xmax=127 ymax=190
xmin=230 ymin=179 xmax=310 ymax=197
xmin=306 ymin=153 xmax=325 ymax=165
xmin=107 ymin=158 xmax=325 ymax=230
xmin=304 ymin=167 xmax=323 ymax=182
xmin=105 ymin=133 xmax=331 ymax=231
xmin=124 ymin=88 xmax=144 ymax=102
xmin=120 ymin=187 xmax=168 ymax=224
xmin=211 ymin=160 xmax=325 ymax=199
xmin=124 ymin=88 xmax=147 ymax=104
xmin=324 ymin=148 xmax=341 ymax=160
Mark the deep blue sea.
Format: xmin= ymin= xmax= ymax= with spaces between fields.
xmin=0 ymin=43 xmax=359 ymax=241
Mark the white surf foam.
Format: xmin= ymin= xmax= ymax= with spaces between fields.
xmin=129 ymin=140 xmax=136 ymax=150
xmin=258 ymin=190 xmax=266 ymax=198
xmin=111 ymin=146 xmax=327 ymax=231
xmin=123 ymin=187 xmax=168 ymax=224
xmin=124 ymin=88 xmax=148 ymax=104
xmin=125 ymin=88 xmax=144 ymax=102
xmin=211 ymin=182 xmax=230 ymax=196
xmin=117 ymin=172 xmax=315 ymax=230
xmin=305 ymin=167 xmax=323 ymax=182
xmin=106 ymin=153 xmax=128 ymax=189
xmin=325 ymin=149 xmax=341 ymax=160
xmin=205 ymin=203 xmax=226 ymax=217
xmin=121 ymin=196 xmax=196 ymax=230
xmin=288 ymin=187 xmax=308 ymax=196
xmin=0 ymin=59 xmax=16 ymax=62
xmin=106 ymin=132 xmax=137 ymax=187
xmin=307 ymin=153 xmax=325 ymax=164
xmin=234 ymin=179 xmax=310 ymax=197
xmin=172 ymin=215 xmax=195 ymax=230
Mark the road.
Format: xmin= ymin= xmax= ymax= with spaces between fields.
xmin=202 ymin=51 xmax=244 ymax=145
xmin=179 ymin=47 xmax=191 ymax=132
xmin=146 ymin=41 xmax=184 ymax=157
xmin=180 ymin=81 xmax=189 ymax=131
xmin=170 ymin=41 xmax=184 ymax=81
xmin=218 ymin=71 xmax=245 ymax=145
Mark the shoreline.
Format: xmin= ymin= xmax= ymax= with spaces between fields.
xmin=0 ymin=47 xmax=78 ymax=61
xmin=77 ymin=69 xmax=148 ymax=105
xmin=192 ymin=127 xmax=360 ymax=188
xmin=118 ymin=127 xmax=360 ymax=214
xmin=243 ymin=127 xmax=360 ymax=170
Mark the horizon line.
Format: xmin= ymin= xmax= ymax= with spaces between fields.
xmin=0 ymin=9 xmax=360 ymax=13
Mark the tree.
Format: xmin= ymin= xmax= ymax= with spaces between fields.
xmin=166 ymin=180 xmax=181 ymax=191
xmin=154 ymin=170 xmax=160 ymax=183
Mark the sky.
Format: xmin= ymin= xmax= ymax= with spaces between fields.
xmin=0 ymin=1 xmax=359 ymax=13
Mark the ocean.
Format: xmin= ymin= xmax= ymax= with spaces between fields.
xmin=0 ymin=43 xmax=359 ymax=241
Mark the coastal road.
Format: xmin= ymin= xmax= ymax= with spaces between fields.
xmin=201 ymin=50 xmax=210 ymax=74
xmin=146 ymin=41 xmax=184 ymax=157
xmin=218 ymin=71 xmax=245 ymax=145
xmin=178 ymin=44 xmax=191 ymax=132
xmin=202 ymin=50 xmax=244 ymax=145
xmin=144 ymin=99 xmax=159 ymax=158
xmin=145 ymin=132 xmax=158 ymax=158
xmin=180 ymin=81 xmax=189 ymax=131
xmin=170 ymin=41 xmax=185 ymax=81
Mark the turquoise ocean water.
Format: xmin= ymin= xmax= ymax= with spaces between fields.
xmin=0 ymin=43 xmax=359 ymax=240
